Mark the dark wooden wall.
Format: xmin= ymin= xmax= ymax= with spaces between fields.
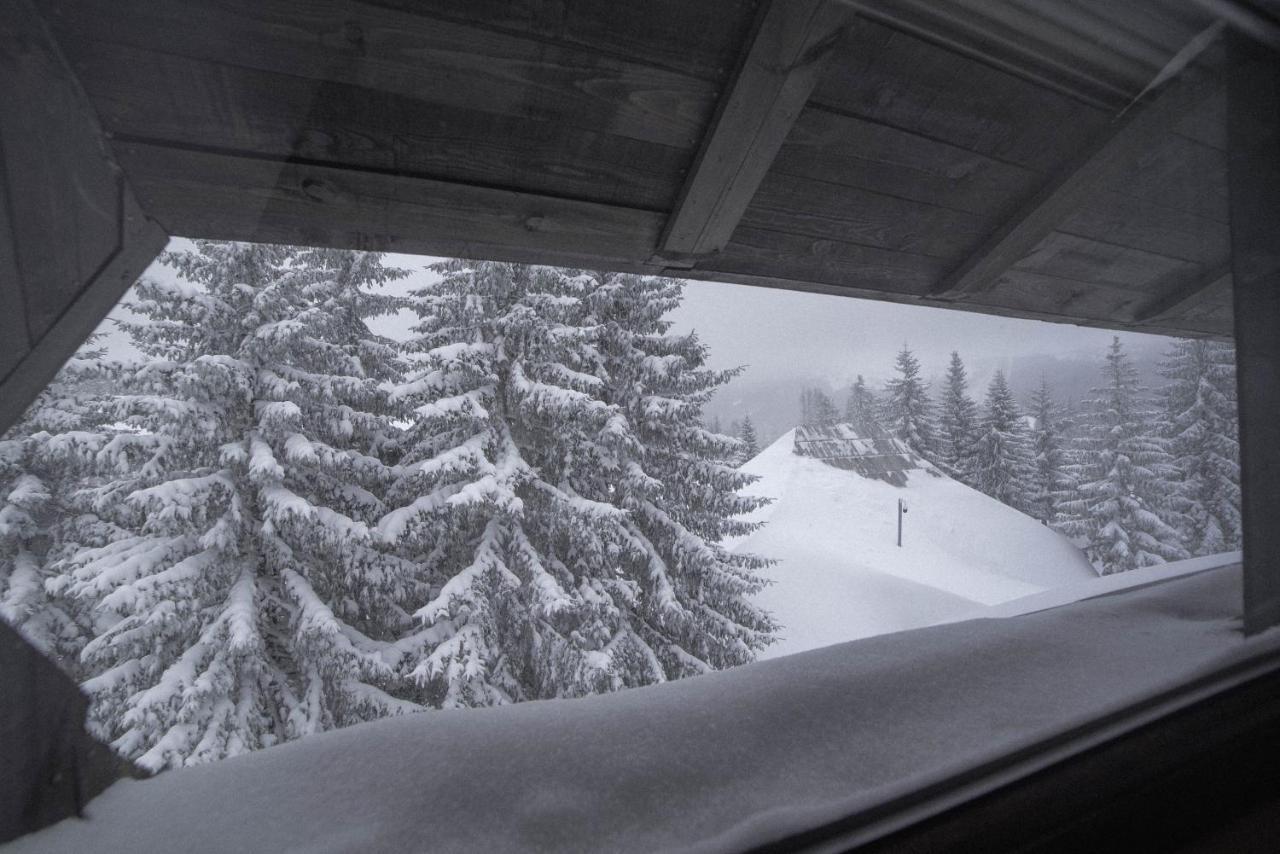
xmin=0 ymin=1 xmax=160 ymax=840
xmin=0 ymin=0 xmax=166 ymax=432
xmin=1227 ymin=31 xmax=1280 ymax=635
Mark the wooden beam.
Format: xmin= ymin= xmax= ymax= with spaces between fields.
xmin=834 ymin=0 xmax=1140 ymax=110
xmin=112 ymin=141 xmax=666 ymax=270
xmin=44 ymin=0 xmax=718 ymax=151
xmin=927 ymin=71 xmax=1222 ymax=301
xmin=1226 ymin=31 xmax=1280 ymax=635
xmin=659 ymin=0 xmax=851 ymax=256
xmin=1132 ymin=265 xmax=1232 ymax=323
xmin=0 ymin=0 xmax=167 ymax=434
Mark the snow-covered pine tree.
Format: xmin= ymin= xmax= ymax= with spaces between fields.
xmin=739 ymin=415 xmax=760 ymax=462
xmin=48 ymin=242 xmax=418 ymax=770
xmin=1061 ymin=337 xmax=1188 ymax=574
xmin=845 ymin=375 xmax=878 ymax=425
xmin=0 ymin=338 xmax=111 ymax=664
xmin=935 ymin=351 xmax=978 ymax=483
xmin=1027 ymin=378 xmax=1070 ymax=525
xmin=884 ymin=345 xmax=935 ymax=454
xmin=1158 ymin=339 xmax=1241 ymax=555
xmin=973 ymin=371 xmax=1033 ymax=510
xmin=588 ymin=271 xmax=775 ymax=672
xmin=800 ymin=388 xmax=839 ymax=426
xmin=381 ymin=260 xmax=774 ymax=708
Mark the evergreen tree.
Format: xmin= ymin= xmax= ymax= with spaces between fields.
xmin=800 ymin=388 xmax=839 ymax=426
xmin=380 ymin=261 xmax=774 ymax=709
xmin=739 ymin=415 xmax=760 ymax=462
xmin=845 ymin=375 xmax=878 ymax=426
xmin=884 ymin=345 xmax=935 ymax=454
xmin=1027 ymin=378 xmax=1070 ymax=525
xmin=1158 ymin=339 xmax=1240 ymax=555
xmin=1061 ymin=337 xmax=1188 ymax=574
xmin=46 ymin=242 xmax=417 ymax=770
xmin=973 ymin=371 xmax=1033 ymax=510
xmin=935 ymin=352 xmax=978 ymax=483
xmin=0 ymin=339 xmax=110 ymax=664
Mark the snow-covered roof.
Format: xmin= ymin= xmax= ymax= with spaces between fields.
xmin=793 ymin=419 xmax=925 ymax=486
xmin=6 ymin=561 xmax=1261 ymax=854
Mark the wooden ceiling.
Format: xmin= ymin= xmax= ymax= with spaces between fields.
xmin=37 ymin=0 xmax=1236 ymax=337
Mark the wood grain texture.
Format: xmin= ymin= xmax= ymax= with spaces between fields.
xmin=113 ymin=141 xmax=664 ymax=266
xmin=0 ymin=2 xmax=167 ymax=446
xmin=0 ymin=141 xmax=30 ymax=381
xmin=812 ymin=21 xmax=1110 ymax=174
xmin=744 ymin=172 xmax=991 ymax=259
xmin=717 ymin=225 xmax=947 ymax=293
xmin=927 ymin=71 xmax=1224 ymax=299
xmin=360 ymin=0 xmax=758 ymax=82
xmin=838 ymin=0 xmax=1170 ymax=107
xmin=1133 ymin=266 xmax=1232 ymax=323
xmin=25 ymin=0 xmax=1235 ymax=343
xmin=43 ymin=0 xmax=719 ymax=149
xmin=1015 ymin=232 xmax=1199 ymax=293
xmin=971 ymin=269 xmax=1154 ymax=321
xmin=56 ymin=38 xmax=688 ymax=211
xmin=773 ymin=106 xmax=1041 ymax=217
xmin=1060 ymin=191 xmax=1229 ymax=266
xmin=1113 ymin=134 xmax=1229 ymax=223
xmin=660 ymin=0 xmax=851 ymax=255
xmin=1226 ymin=32 xmax=1280 ymax=634
xmin=0 ymin=11 xmax=117 ymax=345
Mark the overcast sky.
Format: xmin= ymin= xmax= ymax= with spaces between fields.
xmin=95 ymin=243 xmax=1170 ymax=385
xmin=667 ymin=277 xmax=1168 ymax=385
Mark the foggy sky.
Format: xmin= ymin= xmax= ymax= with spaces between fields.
xmin=667 ymin=278 xmax=1168 ymax=386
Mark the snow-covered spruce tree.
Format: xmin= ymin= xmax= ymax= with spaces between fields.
xmin=935 ymin=351 xmax=978 ymax=484
xmin=381 ymin=260 xmax=774 ymax=708
xmin=1158 ymin=339 xmax=1240 ymax=555
xmin=48 ymin=242 xmax=418 ymax=770
xmin=1027 ymin=378 xmax=1071 ymax=525
xmin=884 ymin=345 xmax=935 ymax=454
xmin=845 ymin=375 xmax=878 ymax=425
xmin=738 ymin=415 xmax=760 ymax=463
xmin=973 ymin=371 xmax=1033 ymax=510
xmin=588 ymin=271 xmax=775 ymax=670
xmin=1060 ymin=337 xmax=1188 ymax=574
xmin=0 ymin=339 xmax=112 ymax=664
xmin=800 ymin=388 xmax=839 ymax=426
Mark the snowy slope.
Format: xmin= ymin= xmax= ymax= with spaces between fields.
xmin=732 ymin=430 xmax=1096 ymax=658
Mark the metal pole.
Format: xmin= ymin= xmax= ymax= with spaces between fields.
xmin=897 ymin=498 xmax=902 ymax=547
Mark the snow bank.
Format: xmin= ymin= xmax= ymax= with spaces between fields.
xmin=980 ymin=550 xmax=1243 ymax=619
xmin=6 ymin=563 xmax=1266 ymax=854
xmin=733 ymin=430 xmax=1096 ymax=657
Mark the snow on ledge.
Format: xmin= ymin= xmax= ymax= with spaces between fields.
xmin=6 ymin=563 xmax=1273 ymax=854
xmin=978 ymin=551 xmax=1243 ymax=620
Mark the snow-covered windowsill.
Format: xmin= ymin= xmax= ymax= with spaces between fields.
xmin=6 ymin=556 xmax=1268 ymax=854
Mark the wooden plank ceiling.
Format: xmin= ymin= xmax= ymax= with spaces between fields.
xmin=39 ymin=0 xmax=1234 ymax=338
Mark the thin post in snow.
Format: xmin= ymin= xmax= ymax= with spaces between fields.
xmin=897 ymin=498 xmax=905 ymax=547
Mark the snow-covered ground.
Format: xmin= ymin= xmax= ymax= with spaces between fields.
xmin=732 ymin=430 xmax=1098 ymax=658
xmin=5 ymin=562 xmax=1261 ymax=854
